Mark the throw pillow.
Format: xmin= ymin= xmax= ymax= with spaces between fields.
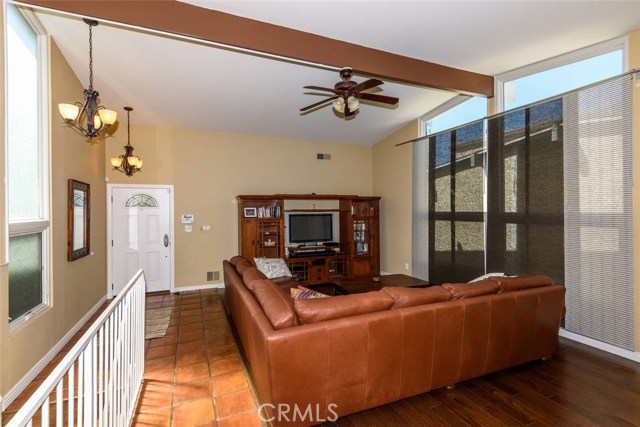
xmin=468 ymin=272 xmax=505 ymax=283
xmin=254 ymin=258 xmax=293 ymax=279
xmin=290 ymin=286 xmax=331 ymax=300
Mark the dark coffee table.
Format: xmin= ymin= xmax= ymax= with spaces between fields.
xmin=333 ymin=274 xmax=430 ymax=294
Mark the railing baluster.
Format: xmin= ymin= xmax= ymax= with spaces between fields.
xmin=77 ymin=354 xmax=83 ymax=427
xmin=6 ymin=271 xmax=146 ymax=427
xmin=56 ymin=380 xmax=62 ymax=427
xmin=68 ymin=365 xmax=74 ymax=427
xmin=41 ymin=397 xmax=49 ymax=426
xmin=98 ymin=326 xmax=104 ymax=427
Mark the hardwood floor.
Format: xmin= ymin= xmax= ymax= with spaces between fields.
xmin=319 ymin=337 xmax=640 ymax=427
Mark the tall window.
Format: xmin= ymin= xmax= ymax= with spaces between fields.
xmin=498 ymin=43 xmax=624 ymax=112
xmin=423 ymin=96 xmax=487 ymax=136
xmin=6 ymin=4 xmax=49 ymax=327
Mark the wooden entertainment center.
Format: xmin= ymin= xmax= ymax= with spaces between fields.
xmin=237 ymin=194 xmax=380 ymax=284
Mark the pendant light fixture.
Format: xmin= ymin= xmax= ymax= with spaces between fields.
xmin=110 ymin=107 xmax=143 ymax=176
xmin=58 ymin=19 xmax=117 ymax=138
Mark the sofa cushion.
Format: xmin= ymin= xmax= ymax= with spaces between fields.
xmin=229 ymin=255 xmax=248 ymax=266
xmin=489 ymin=274 xmax=554 ymax=293
xmin=242 ymin=267 xmax=268 ymax=292
xmin=381 ymin=286 xmax=451 ymax=309
xmin=442 ymin=279 xmax=500 ymax=300
xmin=235 ymin=259 xmax=253 ymax=274
xmin=294 ymin=291 xmax=393 ymax=324
xmin=251 ymin=279 xmax=299 ymax=330
xmin=254 ymin=258 xmax=293 ymax=279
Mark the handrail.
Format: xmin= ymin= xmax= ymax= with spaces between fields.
xmin=7 ymin=270 xmax=147 ymax=427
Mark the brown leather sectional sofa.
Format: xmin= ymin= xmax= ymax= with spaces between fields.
xmin=223 ymin=256 xmax=566 ymax=427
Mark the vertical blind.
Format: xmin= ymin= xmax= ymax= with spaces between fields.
xmin=563 ymin=76 xmax=634 ymax=350
xmin=486 ymin=98 xmax=565 ymax=283
xmin=412 ymin=74 xmax=634 ymax=350
xmin=428 ymin=122 xmax=485 ymax=283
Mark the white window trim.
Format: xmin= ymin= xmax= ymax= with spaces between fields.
xmin=5 ymin=4 xmax=51 ymax=332
xmin=419 ymin=94 xmax=472 ymax=137
xmin=494 ymin=36 xmax=628 ymax=113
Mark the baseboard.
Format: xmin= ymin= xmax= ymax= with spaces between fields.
xmin=559 ymin=328 xmax=640 ymax=363
xmin=380 ymin=271 xmax=391 ymax=276
xmin=2 ymin=295 xmax=108 ymax=411
xmin=172 ymin=282 xmax=224 ymax=293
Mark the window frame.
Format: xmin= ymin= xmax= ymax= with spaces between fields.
xmin=494 ymin=36 xmax=628 ymax=113
xmin=5 ymin=4 xmax=51 ymax=331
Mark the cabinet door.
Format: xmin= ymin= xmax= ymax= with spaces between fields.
xmin=240 ymin=220 xmax=258 ymax=258
xmin=351 ymin=257 xmax=372 ymax=277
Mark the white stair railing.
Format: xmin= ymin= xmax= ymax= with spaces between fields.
xmin=7 ymin=270 xmax=147 ymax=427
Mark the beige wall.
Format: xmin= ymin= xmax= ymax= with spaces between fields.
xmin=372 ymin=121 xmax=418 ymax=274
xmin=629 ymin=29 xmax=640 ymax=351
xmin=0 ymin=38 xmax=107 ymax=396
xmin=104 ymin=126 xmax=373 ymax=287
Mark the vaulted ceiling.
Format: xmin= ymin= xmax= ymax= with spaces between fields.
xmin=20 ymin=0 xmax=640 ymax=145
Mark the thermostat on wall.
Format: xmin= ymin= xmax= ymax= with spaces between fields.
xmin=181 ymin=214 xmax=195 ymax=224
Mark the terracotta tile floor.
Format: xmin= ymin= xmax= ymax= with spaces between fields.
xmin=2 ymin=290 xmax=265 ymax=427
xmin=137 ymin=290 xmax=264 ymax=427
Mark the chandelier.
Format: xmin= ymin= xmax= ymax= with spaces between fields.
xmin=58 ymin=19 xmax=117 ymax=139
xmin=110 ymin=107 xmax=143 ymax=176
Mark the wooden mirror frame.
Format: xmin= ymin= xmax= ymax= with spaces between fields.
xmin=68 ymin=179 xmax=90 ymax=261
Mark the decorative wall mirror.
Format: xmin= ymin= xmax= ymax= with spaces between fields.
xmin=68 ymin=179 xmax=90 ymax=261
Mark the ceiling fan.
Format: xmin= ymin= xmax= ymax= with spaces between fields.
xmin=300 ymin=67 xmax=399 ymax=118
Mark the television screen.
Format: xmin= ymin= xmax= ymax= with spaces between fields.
xmin=289 ymin=214 xmax=333 ymax=243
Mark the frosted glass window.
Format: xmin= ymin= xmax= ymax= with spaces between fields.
xmin=126 ymin=194 xmax=158 ymax=208
xmin=7 ymin=4 xmax=40 ymax=221
xmin=6 ymin=4 xmax=49 ymax=326
xmin=8 ymin=234 xmax=43 ymax=321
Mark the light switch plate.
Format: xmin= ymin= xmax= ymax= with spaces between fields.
xmin=185 ymin=225 xmax=192 ymax=232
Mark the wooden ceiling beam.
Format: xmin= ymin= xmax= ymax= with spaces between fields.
xmin=17 ymin=0 xmax=494 ymax=97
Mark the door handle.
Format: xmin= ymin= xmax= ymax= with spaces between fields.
xmin=164 ymin=234 xmax=169 ymax=247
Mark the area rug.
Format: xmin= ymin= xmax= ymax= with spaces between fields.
xmin=145 ymin=307 xmax=173 ymax=339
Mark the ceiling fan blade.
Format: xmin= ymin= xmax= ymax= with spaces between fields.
xmin=351 ymin=78 xmax=383 ymax=93
xmin=359 ymin=93 xmax=399 ymax=105
xmin=303 ymin=85 xmax=337 ymax=94
xmin=300 ymin=96 xmax=338 ymax=112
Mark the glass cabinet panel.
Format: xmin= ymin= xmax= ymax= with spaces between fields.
xmin=354 ymin=219 xmax=370 ymax=255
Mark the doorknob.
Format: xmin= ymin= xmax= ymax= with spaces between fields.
xmin=164 ymin=234 xmax=169 ymax=247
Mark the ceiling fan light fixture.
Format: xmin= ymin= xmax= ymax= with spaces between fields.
xmin=347 ymin=96 xmax=360 ymax=112
xmin=332 ymin=97 xmax=345 ymax=113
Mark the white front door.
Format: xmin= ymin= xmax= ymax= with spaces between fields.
xmin=110 ymin=186 xmax=173 ymax=295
